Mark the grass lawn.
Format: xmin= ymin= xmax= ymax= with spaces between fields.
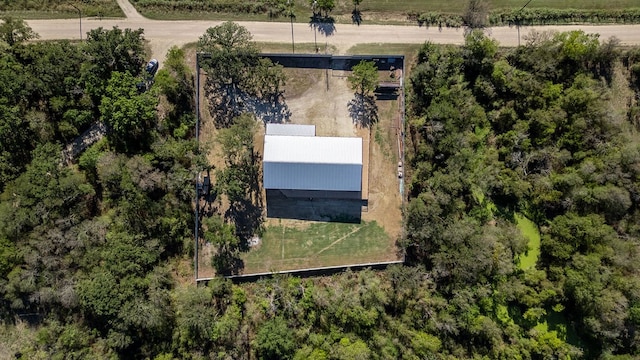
xmin=242 ymin=220 xmax=397 ymax=273
xmin=347 ymin=43 xmax=422 ymax=56
xmin=516 ymin=213 xmax=541 ymax=270
xmin=259 ymin=42 xmax=338 ymax=54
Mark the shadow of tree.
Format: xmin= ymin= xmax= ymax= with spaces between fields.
xmin=241 ymin=93 xmax=291 ymax=125
xmin=348 ymin=93 xmax=379 ymax=128
xmin=205 ymin=80 xmax=243 ymax=128
xmin=224 ymin=149 xmax=264 ymax=250
xmin=206 ymin=82 xmax=291 ymax=127
xmin=309 ymin=15 xmax=336 ymax=37
xmin=352 ymin=10 xmax=362 ymax=26
xmin=212 ymin=249 xmax=245 ymax=276
xmin=208 ymin=150 xmax=265 ymax=276
xmin=225 ymin=197 xmax=264 ymax=252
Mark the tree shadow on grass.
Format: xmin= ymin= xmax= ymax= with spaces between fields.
xmin=310 ymin=15 xmax=336 ymax=37
xmin=224 ymin=149 xmax=265 ymax=251
xmin=212 ymin=249 xmax=245 ymax=276
xmin=241 ymin=93 xmax=291 ymax=125
xmin=225 ymin=197 xmax=264 ymax=253
xmin=348 ymin=93 xmax=379 ymax=128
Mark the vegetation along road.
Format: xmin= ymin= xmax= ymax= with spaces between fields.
xmin=26 ymin=12 xmax=640 ymax=60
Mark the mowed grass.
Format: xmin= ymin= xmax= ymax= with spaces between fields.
xmin=258 ymin=42 xmax=338 ymax=54
xmin=347 ymin=43 xmax=422 ymax=56
xmin=516 ymin=213 xmax=541 ymax=270
xmin=242 ymin=221 xmax=396 ymax=273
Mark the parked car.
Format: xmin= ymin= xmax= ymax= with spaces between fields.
xmin=145 ymin=59 xmax=159 ymax=75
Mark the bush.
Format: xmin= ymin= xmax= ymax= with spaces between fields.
xmin=130 ymin=0 xmax=268 ymax=14
xmin=411 ymin=8 xmax=640 ymax=28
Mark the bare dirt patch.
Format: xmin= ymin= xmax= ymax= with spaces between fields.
xmin=363 ymin=98 xmax=403 ymax=239
xmin=266 ymin=65 xmax=404 ymax=242
xmin=194 ymin=52 xmax=404 ymax=275
xmin=284 ymin=68 xmax=357 ymax=137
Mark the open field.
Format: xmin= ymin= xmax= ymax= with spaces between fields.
xmin=243 ymin=220 xmax=396 ymax=273
xmin=0 ymin=0 xmax=123 ymax=19
xmin=127 ymin=0 xmax=640 ymax=22
xmin=260 ymin=42 xmax=338 ymax=54
xmin=515 ymin=213 xmax=541 ymax=270
xmin=357 ymin=0 xmax=639 ymax=13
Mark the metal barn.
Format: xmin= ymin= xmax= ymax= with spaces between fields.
xmin=263 ymin=134 xmax=362 ymax=198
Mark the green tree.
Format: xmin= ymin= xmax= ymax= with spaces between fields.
xmin=348 ymin=60 xmax=378 ymax=97
xmin=81 ymin=27 xmax=146 ymax=99
xmin=265 ymin=0 xmax=287 ymax=19
xmin=215 ymin=113 xmax=259 ymax=203
xmin=463 ymin=0 xmax=489 ymax=31
xmin=347 ymin=60 xmax=378 ymax=127
xmin=198 ymin=22 xmax=285 ymax=126
xmin=0 ymin=16 xmax=38 ymax=46
xmin=205 ymin=217 xmax=243 ymax=276
xmin=255 ymin=317 xmax=296 ymax=360
xmin=99 ymin=71 xmax=158 ymax=153
xmin=155 ymin=46 xmax=195 ymax=138
xmin=0 ymin=101 xmax=32 ymax=189
xmin=462 ymin=30 xmax=498 ymax=86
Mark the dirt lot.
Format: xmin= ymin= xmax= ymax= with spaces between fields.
xmin=264 ymin=67 xmax=402 ymax=236
xmin=196 ymin=57 xmax=404 ymax=276
xmin=283 ymin=68 xmax=357 ymax=137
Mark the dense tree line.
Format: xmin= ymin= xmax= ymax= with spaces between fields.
xmin=0 ymin=20 xmax=201 ymax=358
xmin=3 ymin=18 xmax=640 ymax=359
xmin=412 ymin=8 xmax=640 ymax=29
xmin=404 ymin=30 xmax=640 ymax=358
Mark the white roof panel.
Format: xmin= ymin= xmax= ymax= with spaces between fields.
xmin=266 ymin=123 xmax=316 ymax=136
xmin=263 ymin=135 xmax=362 ymax=165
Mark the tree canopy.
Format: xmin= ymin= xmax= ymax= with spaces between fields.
xmin=348 ymin=60 xmax=378 ymax=96
xmin=197 ymin=22 xmax=286 ymax=127
xmin=0 ymin=16 xmax=38 ymax=46
xmin=2 ymin=23 xmax=640 ymax=360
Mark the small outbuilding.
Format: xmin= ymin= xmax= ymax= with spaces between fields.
xmin=266 ymin=123 xmax=316 ymax=137
xmin=263 ymin=126 xmax=362 ymax=199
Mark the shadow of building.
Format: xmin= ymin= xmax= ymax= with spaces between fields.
xmin=266 ymin=189 xmax=365 ymax=223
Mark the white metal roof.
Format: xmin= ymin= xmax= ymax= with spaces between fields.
xmin=266 ymin=123 xmax=316 ymax=136
xmin=263 ymin=135 xmax=362 ymax=165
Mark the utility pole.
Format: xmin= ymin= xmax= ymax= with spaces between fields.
xmin=288 ymin=0 xmax=295 ymax=53
xmin=517 ymin=0 xmax=533 ymax=46
xmin=312 ymin=0 xmax=318 ymax=52
xmin=70 ymin=4 xmax=82 ymax=40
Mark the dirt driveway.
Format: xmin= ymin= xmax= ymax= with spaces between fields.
xmin=269 ymin=66 xmax=403 ymax=239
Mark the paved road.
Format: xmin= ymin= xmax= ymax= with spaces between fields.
xmin=25 ymin=2 xmax=640 ymax=60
